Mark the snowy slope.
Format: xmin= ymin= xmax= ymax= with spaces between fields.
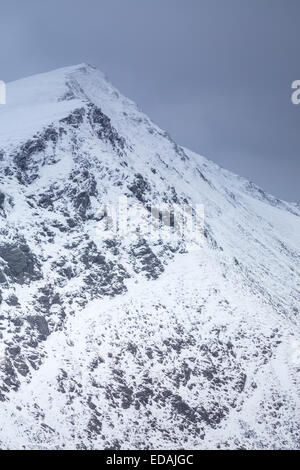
xmin=0 ymin=64 xmax=299 ymax=449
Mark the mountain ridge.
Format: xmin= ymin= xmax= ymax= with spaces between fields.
xmin=0 ymin=64 xmax=299 ymax=449
xmin=2 ymin=63 xmax=299 ymax=209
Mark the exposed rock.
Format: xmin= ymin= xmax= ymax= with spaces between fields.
xmin=27 ymin=316 xmax=50 ymax=338
xmin=0 ymin=243 xmax=41 ymax=284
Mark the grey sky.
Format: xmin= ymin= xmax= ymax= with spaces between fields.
xmin=1 ymin=0 xmax=299 ymax=202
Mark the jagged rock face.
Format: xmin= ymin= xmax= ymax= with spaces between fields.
xmin=0 ymin=64 xmax=299 ymax=449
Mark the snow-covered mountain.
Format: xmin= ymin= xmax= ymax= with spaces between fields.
xmin=0 ymin=64 xmax=299 ymax=450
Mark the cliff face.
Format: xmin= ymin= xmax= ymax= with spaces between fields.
xmin=0 ymin=64 xmax=299 ymax=449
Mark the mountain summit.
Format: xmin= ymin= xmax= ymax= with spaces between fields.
xmin=0 ymin=64 xmax=299 ymax=449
